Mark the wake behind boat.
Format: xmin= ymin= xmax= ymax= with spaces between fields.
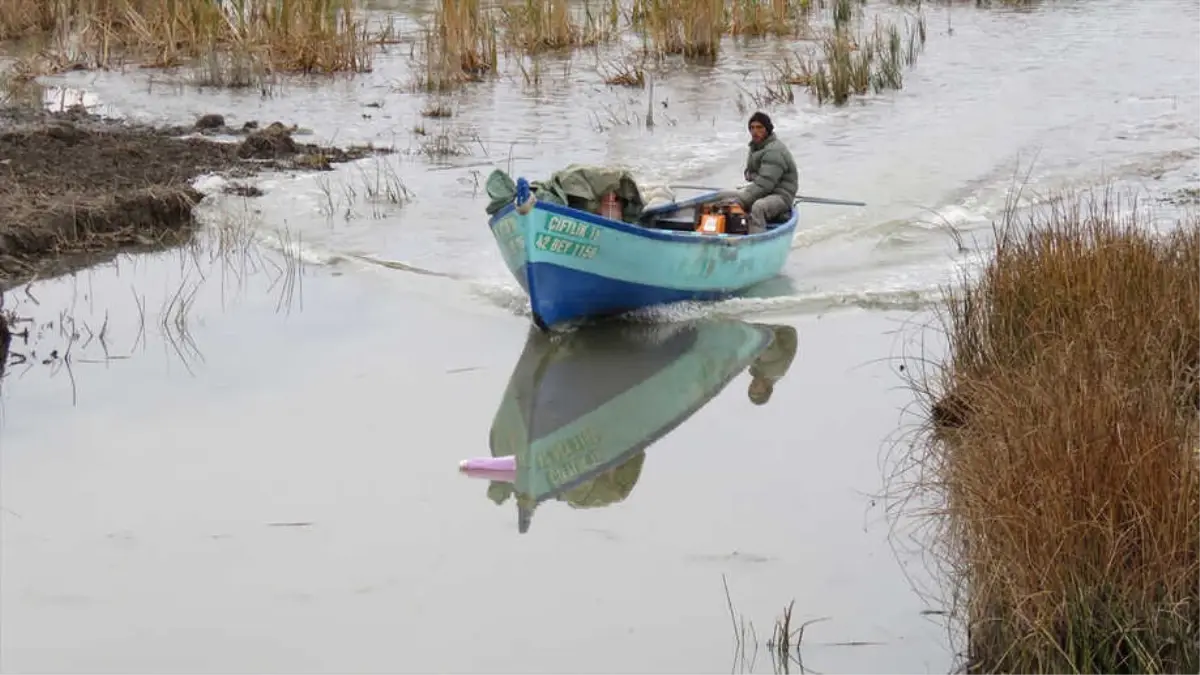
xmin=484 ymin=165 xmax=799 ymax=331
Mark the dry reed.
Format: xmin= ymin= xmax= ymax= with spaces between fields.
xmin=629 ymin=0 xmax=810 ymax=48
xmin=412 ymin=0 xmax=815 ymax=89
xmin=499 ymin=0 xmax=618 ymax=55
xmin=0 ymin=0 xmax=374 ymax=79
xmin=633 ymin=0 xmax=725 ymax=60
xmin=728 ymin=0 xmax=806 ymax=37
xmin=0 ymin=0 xmax=59 ymax=40
xmin=413 ymin=0 xmax=497 ymax=92
xmin=790 ymin=11 xmax=926 ymax=105
xmin=900 ymin=188 xmax=1199 ymax=673
xmin=599 ymin=54 xmax=646 ymax=86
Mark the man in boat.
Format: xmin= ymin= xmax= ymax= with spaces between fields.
xmin=715 ymin=111 xmax=799 ymax=233
xmin=747 ymin=324 xmax=799 ymax=405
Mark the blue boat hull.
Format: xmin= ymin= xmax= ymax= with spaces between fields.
xmin=487 ymin=181 xmax=798 ymax=329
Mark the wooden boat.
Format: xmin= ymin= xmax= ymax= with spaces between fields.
xmin=487 ymin=176 xmax=799 ymax=330
xmin=474 ymin=317 xmax=776 ymax=533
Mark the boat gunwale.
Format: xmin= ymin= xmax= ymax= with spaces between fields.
xmin=486 ymin=196 xmax=798 ymax=246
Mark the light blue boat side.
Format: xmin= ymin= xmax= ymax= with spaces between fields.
xmin=487 ymin=318 xmax=775 ymax=533
xmin=486 ymin=178 xmax=799 ymax=329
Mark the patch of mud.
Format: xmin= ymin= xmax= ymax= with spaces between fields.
xmin=176 ymin=116 xmax=377 ymax=169
xmin=221 ymin=182 xmax=265 ymax=198
xmin=0 ymin=105 xmax=389 ymax=288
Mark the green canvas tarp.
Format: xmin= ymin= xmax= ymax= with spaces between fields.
xmin=485 ymin=164 xmax=647 ymax=222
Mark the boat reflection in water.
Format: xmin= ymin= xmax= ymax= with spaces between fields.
xmin=462 ymin=318 xmax=800 ymax=533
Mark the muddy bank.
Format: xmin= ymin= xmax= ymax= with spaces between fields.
xmin=0 ymin=104 xmax=386 ymax=289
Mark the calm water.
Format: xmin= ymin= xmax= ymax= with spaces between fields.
xmin=1 ymin=0 xmax=1197 ymax=671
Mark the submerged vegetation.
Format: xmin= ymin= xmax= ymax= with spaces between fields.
xmin=0 ymin=203 xmax=310 ymax=396
xmin=896 ymin=190 xmax=1200 ymax=673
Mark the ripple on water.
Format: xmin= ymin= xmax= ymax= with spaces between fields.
xmin=11 ymin=0 xmax=1197 ymax=322
xmin=3 ymin=3 xmax=1198 ymax=673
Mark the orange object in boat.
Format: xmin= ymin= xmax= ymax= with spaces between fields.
xmin=696 ymin=200 xmax=748 ymax=235
xmin=599 ymin=192 xmax=622 ymax=220
xmin=696 ymin=210 xmax=726 ymax=234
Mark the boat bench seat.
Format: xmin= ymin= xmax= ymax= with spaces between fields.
xmin=650 ymin=217 xmax=697 ymax=232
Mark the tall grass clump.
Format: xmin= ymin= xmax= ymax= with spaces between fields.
xmin=415 ymin=0 xmax=497 ymax=92
xmin=629 ymin=0 xmax=810 ymax=42
xmin=499 ymin=0 xmax=617 ymax=55
xmin=0 ymin=0 xmax=375 ymax=77
xmin=633 ymin=0 xmax=724 ymax=61
xmin=0 ymin=0 xmax=60 ymax=40
xmin=799 ymin=11 xmax=926 ymax=105
xmin=905 ymin=190 xmax=1199 ymax=674
xmin=727 ymin=0 xmax=806 ymax=37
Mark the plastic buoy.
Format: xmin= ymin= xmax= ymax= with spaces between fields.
xmin=459 ymin=455 xmax=516 ymax=483
xmin=459 ymin=456 xmax=516 ymax=472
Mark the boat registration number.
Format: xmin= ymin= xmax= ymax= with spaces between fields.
xmin=546 ymin=216 xmax=602 ymax=241
xmin=535 ymin=233 xmax=599 ymax=259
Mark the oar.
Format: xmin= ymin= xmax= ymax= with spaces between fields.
xmin=793 ymin=195 xmax=867 ymax=207
xmin=669 ymin=184 xmax=866 ymax=208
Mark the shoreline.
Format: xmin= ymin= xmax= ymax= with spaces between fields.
xmin=0 ymin=104 xmax=388 ymax=291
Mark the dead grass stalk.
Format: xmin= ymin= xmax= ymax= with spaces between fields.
xmin=500 ymin=0 xmax=617 ymax=55
xmin=413 ymin=0 xmax=498 ymax=92
xmin=728 ymin=0 xmax=806 ymax=37
xmin=1 ymin=0 xmax=375 ymax=82
xmin=635 ymin=0 xmax=724 ymax=61
xmin=900 ymin=188 xmax=1199 ymax=673
xmin=792 ymin=11 xmax=926 ymax=106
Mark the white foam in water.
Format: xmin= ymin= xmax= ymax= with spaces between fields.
xmin=251 ymin=231 xmax=345 ymax=268
xmin=621 ymin=288 xmax=943 ymax=324
xmin=471 ymin=281 xmax=944 ymax=329
xmin=927 ymin=203 xmax=988 ymax=229
xmin=191 ymin=173 xmax=229 ymax=195
xmin=594 ymin=319 xmax=695 ymax=344
xmin=189 ymin=199 xmax=351 ymax=269
xmin=468 ymin=280 xmax=534 ymax=318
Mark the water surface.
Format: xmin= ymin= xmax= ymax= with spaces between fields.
xmin=2 ymin=0 xmax=1197 ymax=671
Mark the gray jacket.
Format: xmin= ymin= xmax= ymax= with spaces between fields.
xmin=738 ymin=134 xmax=798 ymax=205
xmin=749 ymin=325 xmax=798 ymax=383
